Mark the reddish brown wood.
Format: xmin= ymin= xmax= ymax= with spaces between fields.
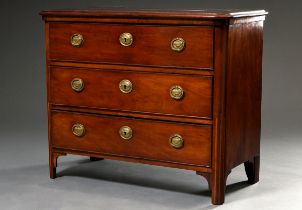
xmin=53 ymin=147 xmax=212 ymax=172
xmin=50 ymin=67 xmax=213 ymax=118
xmin=49 ymin=23 xmax=213 ymax=69
xmin=40 ymin=9 xmax=267 ymax=28
xmin=48 ymin=17 xmax=222 ymax=26
xmin=225 ymin=20 xmax=263 ymax=172
xmin=210 ymin=25 xmax=228 ymax=205
xmin=41 ymin=9 xmax=267 ymax=205
xmin=230 ymin=16 xmax=266 ymax=25
xmin=50 ymin=61 xmax=215 ymax=76
xmin=50 ymin=151 xmax=66 ymax=179
xmin=40 ymin=9 xmax=267 ymax=20
xmin=51 ymin=104 xmax=213 ymax=125
xmin=51 ymin=110 xmax=212 ymax=166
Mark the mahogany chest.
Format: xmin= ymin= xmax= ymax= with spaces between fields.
xmin=40 ymin=9 xmax=267 ymax=205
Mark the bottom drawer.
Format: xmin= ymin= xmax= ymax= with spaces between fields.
xmin=51 ymin=111 xmax=212 ymax=167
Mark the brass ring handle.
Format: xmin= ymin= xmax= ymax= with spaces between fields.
xmin=72 ymin=123 xmax=85 ymax=137
xmin=71 ymin=34 xmax=84 ymax=47
xmin=71 ymin=78 xmax=84 ymax=92
xmin=119 ymin=79 xmax=132 ymax=93
xmin=169 ymin=134 xmax=184 ymax=149
xmin=170 ymin=85 xmax=184 ymax=100
xmin=119 ymin=126 xmax=133 ymax=140
xmin=119 ymin=32 xmax=133 ymax=47
xmin=171 ymin=37 xmax=186 ymax=52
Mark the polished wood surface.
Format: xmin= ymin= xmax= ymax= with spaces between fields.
xmin=49 ymin=61 xmax=215 ymax=76
xmin=41 ymin=9 xmax=267 ymax=19
xmin=50 ymin=67 xmax=213 ymax=118
xmin=210 ymin=26 xmax=228 ymax=205
xmin=51 ymin=111 xmax=212 ymax=166
xmin=225 ymin=21 xmax=263 ymax=172
xmin=49 ymin=23 xmax=213 ymax=69
xmin=51 ymin=104 xmax=213 ymax=125
xmin=41 ymin=9 xmax=267 ymax=205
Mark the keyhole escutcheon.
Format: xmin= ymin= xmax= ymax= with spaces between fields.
xmin=119 ymin=79 xmax=132 ymax=93
xmin=119 ymin=32 xmax=133 ymax=47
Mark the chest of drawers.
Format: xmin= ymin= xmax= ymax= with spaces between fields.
xmin=40 ymin=9 xmax=267 ymax=205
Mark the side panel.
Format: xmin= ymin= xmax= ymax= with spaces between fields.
xmin=225 ymin=19 xmax=264 ymax=171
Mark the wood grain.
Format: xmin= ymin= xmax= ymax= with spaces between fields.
xmin=210 ymin=26 xmax=228 ymax=205
xmin=40 ymin=9 xmax=267 ymax=19
xmin=51 ymin=111 xmax=212 ymax=166
xmin=52 ymin=147 xmax=212 ymax=172
xmin=51 ymin=104 xmax=213 ymax=125
xmin=41 ymin=9 xmax=267 ymax=205
xmin=49 ymin=23 xmax=214 ymax=69
xmin=50 ymin=67 xmax=213 ymax=118
xmin=225 ymin=21 xmax=263 ymax=172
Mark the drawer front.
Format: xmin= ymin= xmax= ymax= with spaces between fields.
xmin=49 ymin=23 xmax=213 ymax=69
xmin=50 ymin=67 xmax=213 ymax=118
xmin=51 ymin=111 xmax=212 ymax=166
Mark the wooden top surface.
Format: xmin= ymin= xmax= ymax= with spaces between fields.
xmin=40 ymin=8 xmax=268 ymax=19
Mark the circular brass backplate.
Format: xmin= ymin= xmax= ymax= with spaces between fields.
xmin=170 ymin=85 xmax=184 ymax=100
xmin=72 ymin=123 xmax=85 ymax=137
xmin=71 ymin=34 xmax=84 ymax=47
xmin=169 ymin=134 xmax=184 ymax=149
xmin=171 ymin=37 xmax=185 ymax=52
xmin=119 ymin=79 xmax=132 ymax=93
xmin=71 ymin=78 xmax=84 ymax=92
xmin=119 ymin=126 xmax=133 ymax=140
xmin=119 ymin=32 xmax=133 ymax=47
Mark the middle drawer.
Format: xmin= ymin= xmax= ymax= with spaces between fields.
xmin=50 ymin=67 xmax=213 ymax=118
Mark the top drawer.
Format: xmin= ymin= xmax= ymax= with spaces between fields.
xmin=49 ymin=23 xmax=214 ymax=69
